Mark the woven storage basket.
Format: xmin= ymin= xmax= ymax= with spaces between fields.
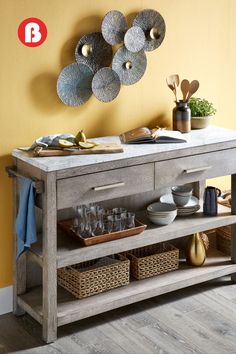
xmin=57 ymin=254 xmax=130 ymax=299
xmin=127 ymin=243 xmax=179 ymax=280
xmin=216 ymin=226 xmax=231 ymax=256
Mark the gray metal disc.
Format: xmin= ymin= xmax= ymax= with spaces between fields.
xmin=124 ymin=26 xmax=145 ymax=53
xmin=57 ymin=63 xmax=93 ymax=106
xmin=133 ymin=9 xmax=166 ymax=52
xmin=112 ymin=46 xmax=147 ymax=86
xmin=101 ymin=10 xmax=128 ymax=45
xmin=92 ymin=67 xmax=121 ymax=102
xmin=75 ymin=32 xmax=112 ymax=73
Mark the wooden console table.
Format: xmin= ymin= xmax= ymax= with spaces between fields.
xmin=10 ymin=125 xmax=236 ymax=342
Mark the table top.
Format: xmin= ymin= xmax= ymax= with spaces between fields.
xmin=12 ymin=126 xmax=236 ymax=173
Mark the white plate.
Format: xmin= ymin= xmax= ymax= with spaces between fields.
xmin=178 ymin=206 xmax=200 ymax=213
xmin=178 ymin=205 xmax=201 ymax=216
xmin=160 ymin=194 xmax=199 ymax=208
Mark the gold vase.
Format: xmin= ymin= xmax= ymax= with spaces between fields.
xmin=185 ymin=232 xmax=206 ymax=266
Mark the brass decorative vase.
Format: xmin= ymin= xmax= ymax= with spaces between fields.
xmin=185 ymin=232 xmax=206 ymax=266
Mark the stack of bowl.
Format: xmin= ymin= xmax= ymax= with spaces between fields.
xmin=147 ymin=202 xmax=177 ymax=226
xmin=171 ymin=185 xmax=193 ymax=206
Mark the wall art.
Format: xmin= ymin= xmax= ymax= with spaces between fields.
xmin=57 ymin=8 xmax=166 ymax=106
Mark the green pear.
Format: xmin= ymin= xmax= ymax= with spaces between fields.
xmin=75 ymin=129 xmax=87 ymax=144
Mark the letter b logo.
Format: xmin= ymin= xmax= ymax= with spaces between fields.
xmin=18 ymin=18 xmax=47 ymax=47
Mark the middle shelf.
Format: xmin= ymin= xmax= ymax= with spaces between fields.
xmin=30 ymin=204 xmax=236 ymax=268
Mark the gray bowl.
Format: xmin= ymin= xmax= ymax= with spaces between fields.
xmin=172 ymin=193 xmax=191 ymax=206
xmin=171 ymin=185 xmax=193 ymax=196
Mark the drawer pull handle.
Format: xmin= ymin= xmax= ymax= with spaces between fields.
xmin=184 ymin=166 xmax=212 ymax=174
xmin=93 ymin=182 xmax=125 ymax=191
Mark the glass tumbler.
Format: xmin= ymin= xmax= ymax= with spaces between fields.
xmin=126 ymin=212 xmax=135 ymax=229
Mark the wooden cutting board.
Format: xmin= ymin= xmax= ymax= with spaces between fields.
xmin=33 ymin=143 xmax=123 ymax=157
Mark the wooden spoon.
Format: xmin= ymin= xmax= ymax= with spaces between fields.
xmin=166 ymin=75 xmax=180 ymax=101
xmin=166 ymin=79 xmax=177 ymax=100
xmin=170 ymin=74 xmax=180 ymax=102
xmin=180 ymin=79 xmax=190 ymax=102
xmin=186 ymin=80 xmax=200 ymax=101
xmin=169 ymin=74 xmax=180 ymax=87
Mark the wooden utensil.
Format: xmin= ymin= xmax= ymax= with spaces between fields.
xmin=186 ymin=80 xmax=199 ymax=101
xmin=169 ymin=74 xmax=179 ymax=87
xmin=180 ymin=79 xmax=190 ymax=102
xmin=166 ymin=79 xmax=176 ymax=99
xmin=168 ymin=74 xmax=180 ymax=102
xmin=166 ymin=78 xmax=178 ymax=101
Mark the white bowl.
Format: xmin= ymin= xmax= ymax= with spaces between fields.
xmin=147 ymin=211 xmax=177 ymax=225
xmin=147 ymin=202 xmax=177 ymax=225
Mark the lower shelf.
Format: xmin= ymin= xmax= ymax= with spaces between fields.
xmin=18 ymin=249 xmax=236 ymax=327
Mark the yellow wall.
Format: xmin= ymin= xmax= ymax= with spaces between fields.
xmin=1 ymin=0 xmax=236 ymax=287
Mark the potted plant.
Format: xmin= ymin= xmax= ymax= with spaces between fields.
xmin=189 ymin=97 xmax=216 ymax=129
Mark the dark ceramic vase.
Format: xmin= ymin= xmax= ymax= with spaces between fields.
xmin=173 ymin=100 xmax=191 ymax=133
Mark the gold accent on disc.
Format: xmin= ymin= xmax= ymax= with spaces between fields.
xmin=81 ymin=44 xmax=93 ymax=57
xmin=125 ymin=61 xmax=132 ymax=70
xmin=150 ymin=27 xmax=160 ymax=40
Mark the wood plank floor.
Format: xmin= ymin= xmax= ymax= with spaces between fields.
xmin=1 ymin=276 xmax=236 ymax=354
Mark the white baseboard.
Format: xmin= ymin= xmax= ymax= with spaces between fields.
xmin=0 ymin=286 xmax=13 ymax=315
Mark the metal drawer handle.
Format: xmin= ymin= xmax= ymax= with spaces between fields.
xmin=93 ymin=182 xmax=125 ymax=191
xmin=184 ymin=166 xmax=212 ymax=174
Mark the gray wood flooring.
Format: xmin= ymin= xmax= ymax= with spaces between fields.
xmin=1 ymin=276 xmax=236 ymax=354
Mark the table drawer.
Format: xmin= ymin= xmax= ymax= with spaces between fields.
xmin=57 ymin=163 xmax=154 ymax=209
xmin=155 ymin=148 xmax=236 ymax=189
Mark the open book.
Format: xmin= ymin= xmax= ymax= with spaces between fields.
xmin=119 ymin=127 xmax=187 ymax=144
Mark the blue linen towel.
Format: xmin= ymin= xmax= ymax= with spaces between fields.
xmin=16 ymin=177 xmax=37 ymax=258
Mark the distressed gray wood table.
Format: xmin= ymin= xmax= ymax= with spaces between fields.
xmin=10 ymin=125 xmax=236 ymax=343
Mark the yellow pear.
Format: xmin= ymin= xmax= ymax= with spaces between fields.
xmin=58 ymin=139 xmax=74 ymax=148
xmin=75 ymin=129 xmax=87 ymax=144
xmin=78 ymin=141 xmax=95 ymax=149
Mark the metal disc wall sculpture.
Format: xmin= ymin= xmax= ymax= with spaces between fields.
xmin=92 ymin=68 xmax=121 ymax=102
xmin=101 ymin=10 xmax=128 ymax=45
xmin=75 ymin=32 xmax=112 ymax=73
xmin=57 ymin=8 xmax=166 ymax=105
xmin=124 ymin=26 xmax=145 ymax=53
xmin=57 ymin=63 xmax=93 ymax=106
xmin=133 ymin=9 xmax=166 ymax=52
xmin=112 ymin=47 xmax=147 ymax=86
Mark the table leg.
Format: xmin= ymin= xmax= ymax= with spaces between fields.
xmin=231 ymin=174 xmax=236 ymax=283
xmin=42 ymin=172 xmax=57 ymax=343
xmin=13 ymin=159 xmax=26 ymax=315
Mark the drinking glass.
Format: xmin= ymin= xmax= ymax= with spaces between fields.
xmin=113 ymin=215 xmax=122 ymax=232
xmin=120 ymin=212 xmax=127 ymax=230
xmin=96 ymin=217 xmax=104 ymax=235
xmin=104 ymin=209 xmax=113 ymax=217
xmin=112 ymin=207 xmax=127 ymax=215
xmin=103 ymin=219 xmax=113 ymax=234
xmin=126 ymin=212 xmax=135 ymax=229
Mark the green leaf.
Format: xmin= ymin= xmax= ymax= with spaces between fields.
xmin=189 ymin=97 xmax=217 ymax=117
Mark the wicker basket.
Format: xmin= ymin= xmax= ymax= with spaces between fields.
xmin=57 ymin=254 xmax=130 ymax=299
xmin=216 ymin=226 xmax=231 ymax=256
xmin=126 ymin=243 xmax=179 ymax=280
